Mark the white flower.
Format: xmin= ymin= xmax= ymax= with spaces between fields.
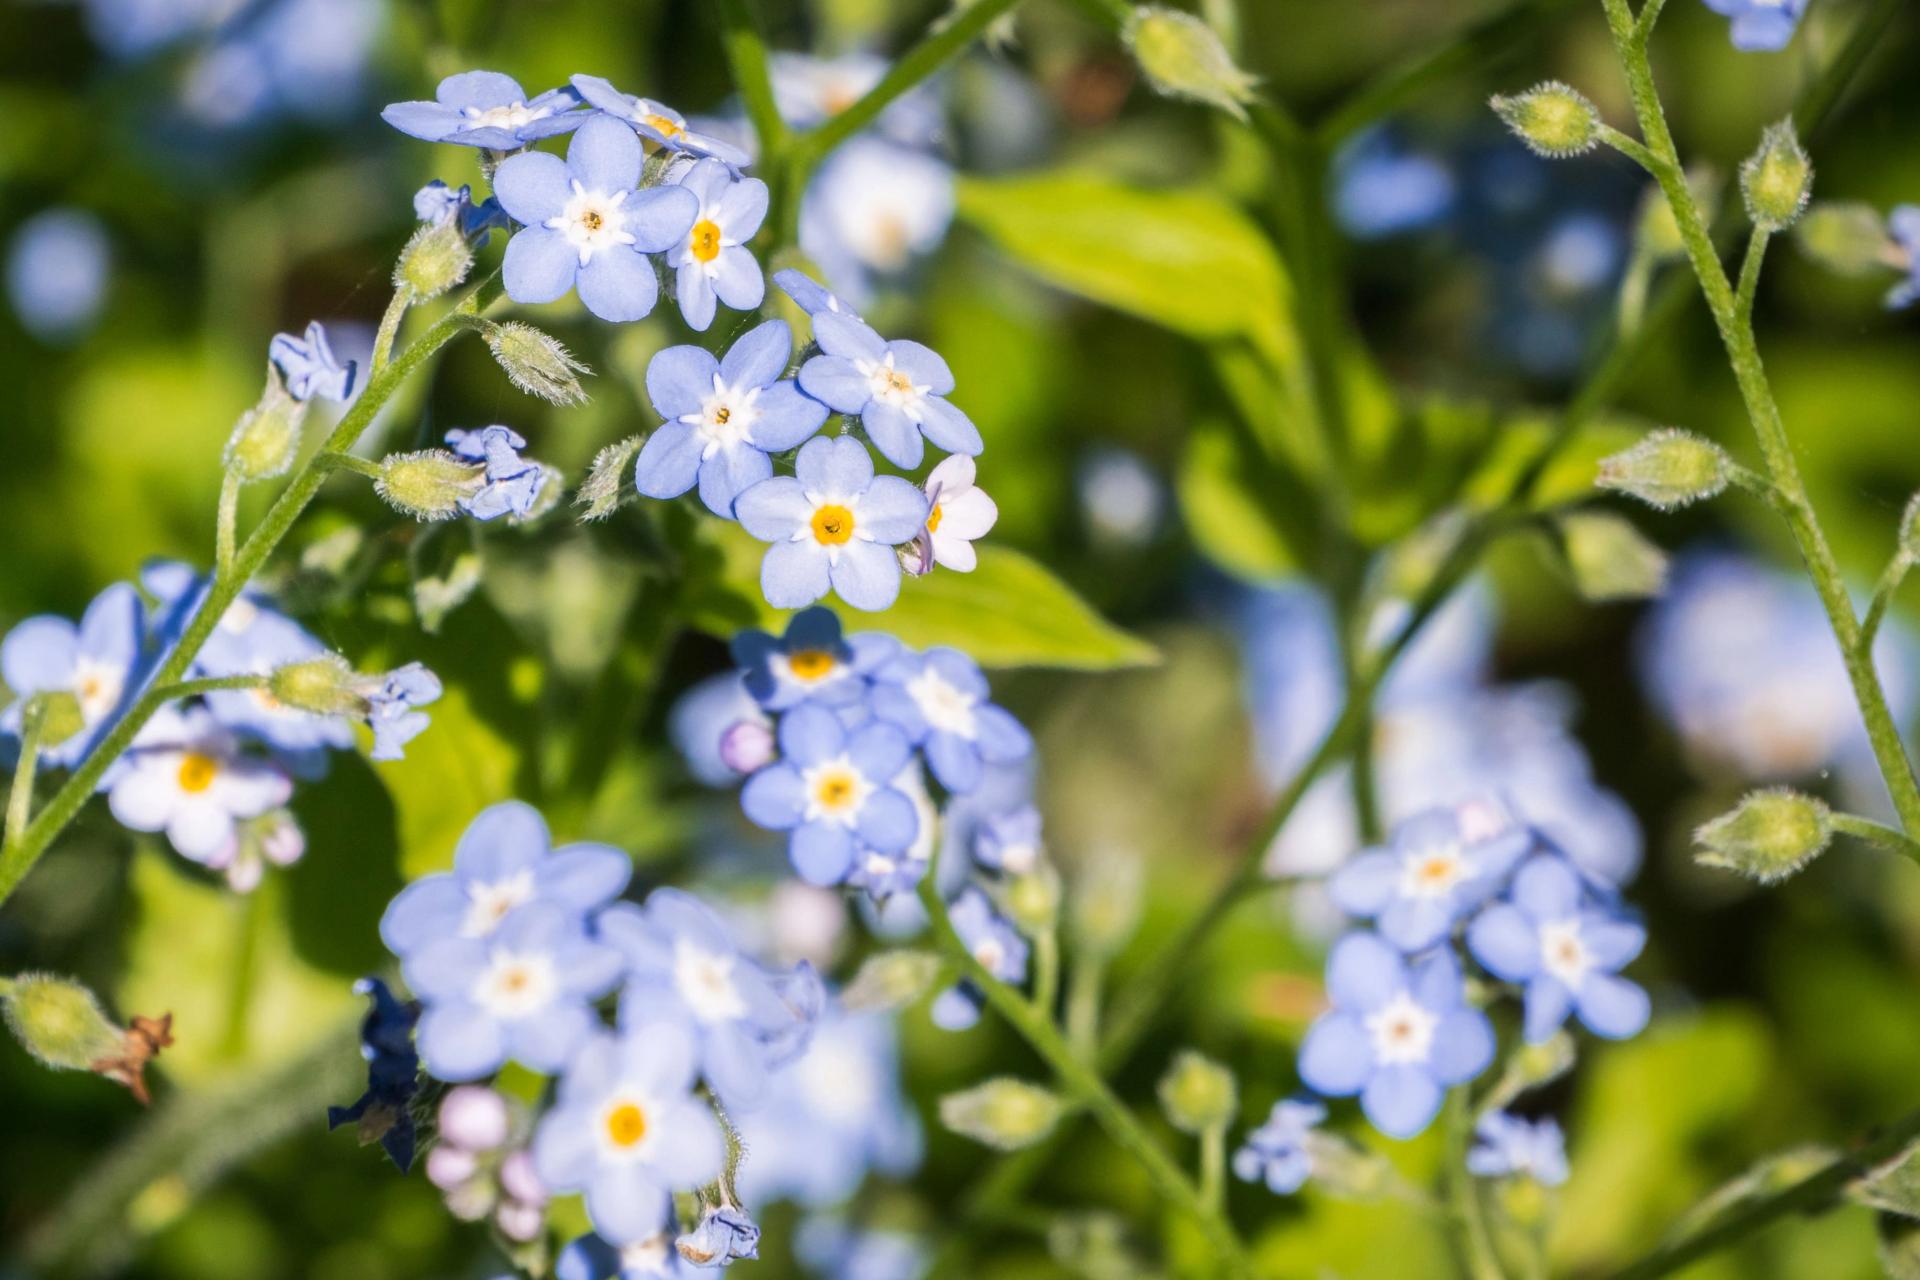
xmin=106 ymin=706 xmax=292 ymax=867
xmin=908 ymin=454 xmax=998 ymax=574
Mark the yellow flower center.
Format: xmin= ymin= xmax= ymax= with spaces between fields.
xmin=582 ymin=209 xmax=604 ymax=232
xmin=926 ymin=503 xmax=944 ymax=533
xmin=1414 ymin=855 xmax=1457 ymax=886
xmin=642 ymin=113 xmax=684 ymax=139
xmin=814 ymin=771 xmax=857 ymax=811
xmin=788 ymin=649 xmax=836 ymax=681
xmin=689 ymin=219 xmax=722 ymax=263
xmin=811 ymin=504 xmax=855 ymax=545
xmin=176 ymin=752 xmax=219 ymax=794
xmin=605 ymin=1101 xmax=648 ymax=1148
xmin=884 ymin=368 xmax=915 ymax=395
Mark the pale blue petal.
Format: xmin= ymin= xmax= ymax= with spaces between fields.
xmin=677 ymin=262 xmax=717 ymax=331
xmin=740 ymin=764 xmax=807 ymax=829
xmin=492 ymin=150 xmax=571 ymax=227
xmin=577 ymin=248 xmax=658 ymax=323
xmin=715 ymin=177 xmax=769 ymax=238
xmin=886 ymin=340 xmax=954 ymax=395
xmin=829 ymin=540 xmax=902 ymax=611
xmin=646 ymin=345 xmax=719 ymax=419
xmin=1466 ymin=904 xmax=1540 ymax=981
xmin=734 ymin=477 xmax=811 ymax=540
xmin=857 ymin=475 xmax=932 ymax=543
xmin=633 ymin=421 xmax=704 ymax=499
xmin=1511 ymin=855 xmax=1582 ymax=921
xmin=797 ymin=355 xmax=871 ymax=414
xmin=1575 ymin=973 xmax=1650 ymax=1039
xmin=417 ymin=1004 xmax=507 ymax=1082
xmin=861 ymin=401 xmax=923 ymax=469
xmin=857 ymin=787 xmax=918 ymax=853
xmin=925 ymin=732 xmax=982 ymax=792
xmin=436 ymin=70 xmax=525 ymax=110
xmin=1297 ymin=1012 xmax=1371 ymax=1095
xmin=1522 ymin=977 xmax=1574 ymax=1042
xmin=1328 ymin=850 xmax=1399 ymax=917
xmin=919 ymin=396 xmax=983 ymax=455
xmin=697 ymin=443 xmax=771 ymax=517
xmin=792 ymin=821 xmax=856 ymax=884
xmin=720 ymin=319 xmax=791 ymax=389
xmin=626 ymin=186 xmax=700 ymax=254
xmin=1361 ymin=1064 xmax=1443 ymax=1139
xmin=796 ymin=435 xmax=872 ymax=496
xmin=1326 ymin=932 xmax=1402 ymax=1012
xmin=712 ymin=246 xmax=765 ymax=310
xmin=1429 ymin=1009 xmax=1494 ymax=1083
xmin=812 ymin=311 xmax=887 ymax=362
xmin=503 ymin=227 xmax=578 ymax=305
xmin=748 ymin=382 xmax=828 ymax=452
xmin=566 ymin=115 xmax=643 ymax=194
xmin=762 ymin=540 xmax=832 ymax=608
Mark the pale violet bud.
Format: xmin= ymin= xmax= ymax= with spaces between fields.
xmin=842 ymin=949 xmax=944 ymax=1013
xmin=1157 ymin=1050 xmax=1237 ymax=1135
xmin=718 ymin=719 xmax=776 ymax=774
xmin=575 ymin=435 xmax=644 ymax=523
xmin=395 ymin=219 xmax=474 ymax=301
xmin=494 ymin=1197 xmax=544 ymax=1243
xmin=1557 ymin=510 xmax=1669 ymax=601
xmin=486 ymin=322 xmax=590 ymax=406
xmin=1003 ymin=864 xmax=1062 ymax=936
xmin=498 ymin=1149 xmax=545 ymax=1205
xmin=1124 ymin=6 xmax=1259 ymax=122
xmin=375 ymin=449 xmax=485 ymax=521
xmin=940 ymin=1077 xmax=1065 ymax=1151
xmin=268 ymin=654 xmax=368 ymax=718
xmin=1796 ymin=201 xmax=1899 ymax=277
xmin=1490 ymin=82 xmax=1600 ymax=159
xmin=426 ymin=1145 xmax=479 ymax=1191
xmin=256 ymin=810 xmax=305 ymax=867
xmin=1695 ymin=788 xmax=1832 ymax=883
xmin=1596 ymin=429 xmax=1734 ymax=511
xmin=1741 ymin=119 xmax=1813 ymax=232
xmin=224 ymin=372 xmax=307 ymax=484
xmin=1070 ymin=851 xmax=1144 ymax=960
xmin=439 ymin=1084 xmax=511 ymax=1151
xmin=1 ymin=972 xmax=124 ymax=1071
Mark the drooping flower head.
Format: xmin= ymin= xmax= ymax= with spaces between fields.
xmin=413 ymin=180 xmax=510 ymax=242
xmin=933 ymin=887 xmax=1029 ymax=1031
xmin=772 ymin=267 xmax=853 ymax=319
xmin=106 ymin=704 xmax=293 ymax=870
xmin=569 ymin=76 xmax=753 ymax=168
xmin=270 ymin=320 xmax=356 ymax=402
xmin=676 ymin=1204 xmax=761 ymax=1267
xmin=326 ymin=977 xmax=422 ymax=1171
xmin=1701 ymin=0 xmax=1806 ymax=52
xmin=633 ymin=319 xmax=825 ymax=516
xmin=871 ymin=647 xmax=1032 ymax=795
xmin=905 ymin=453 xmax=997 ymax=575
xmin=363 ymin=662 xmax=444 ymax=761
xmin=974 ymin=805 xmax=1044 ymax=876
xmin=667 ymin=159 xmax=769 ymax=332
xmin=1232 ymin=1098 xmax=1327 ymax=1195
xmin=1327 ymin=803 xmax=1532 ymax=953
xmin=445 ymin=426 xmax=552 ymax=522
xmin=1468 ymin=1111 xmax=1570 ymax=1186
xmin=493 ymin=115 xmax=700 ymax=323
xmin=797 ymin=311 xmax=979 ymax=470
xmin=740 ymin=704 xmax=920 ymax=885
xmin=1 ymin=582 xmax=146 ymax=768
xmin=382 ymin=70 xmax=586 ymax=149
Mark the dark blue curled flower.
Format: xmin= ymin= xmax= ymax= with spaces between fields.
xmin=414 ymin=181 xmax=510 ymax=243
xmin=382 ymin=70 xmax=586 ymax=149
xmin=327 ymin=976 xmax=422 ymax=1171
xmin=446 ymin=426 xmax=550 ymax=522
xmin=269 ymin=320 xmax=356 ymax=402
xmin=729 ymin=607 xmax=894 ymax=712
xmin=365 ymin=662 xmax=443 ymax=761
xmin=677 ymin=1205 xmax=761 ymax=1268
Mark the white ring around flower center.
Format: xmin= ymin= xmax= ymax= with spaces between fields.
xmin=1539 ymin=919 xmax=1592 ymax=985
xmin=461 ymin=869 xmax=536 ymax=937
xmin=463 ymin=100 xmax=551 ymax=132
xmin=71 ymin=657 xmax=125 ymax=724
xmin=672 ymin=937 xmax=749 ymax=1022
xmin=855 ymin=352 xmax=928 ymax=419
xmin=905 ymin=667 xmax=977 ymax=739
xmin=801 ymin=755 xmax=872 ymax=825
xmin=471 ymin=949 xmax=557 ymax=1018
xmin=1365 ymin=993 xmax=1439 ymax=1066
xmin=1397 ymin=842 xmax=1469 ymax=899
xmin=681 ymin=373 xmax=762 ymax=457
xmin=546 ymin=180 xmax=636 ymax=268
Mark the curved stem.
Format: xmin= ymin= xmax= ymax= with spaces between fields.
xmin=716 ymin=0 xmax=789 ymax=164
xmin=215 ymin=470 xmax=241 ymax=581
xmin=4 ymin=699 xmax=47 ymax=851
xmin=146 ymin=674 xmax=269 ymax=703
xmin=1734 ymin=226 xmax=1770 ymax=326
xmin=370 ymin=285 xmax=411 ymax=372
xmin=1860 ymin=551 xmax=1911 ymax=654
xmin=1831 ymin=812 xmax=1920 ymax=866
xmin=1444 ymin=1090 xmax=1507 ymax=1280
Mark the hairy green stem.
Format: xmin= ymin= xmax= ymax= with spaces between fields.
xmin=370 ymin=284 xmax=412 ymax=372
xmin=0 ymin=278 xmax=496 ymax=910
xmin=1734 ymin=226 xmax=1769 ymax=325
xmin=1065 ymin=952 xmax=1104 ymax=1060
xmin=1831 ymin=812 xmax=1920 ymax=866
xmin=1860 ymin=550 xmax=1911 ymax=654
xmin=1444 ymin=1090 xmax=1507 ymax=1280
xmin=4 ymin=698 xmax=48 ymax=852
xmin=215 ymin=470 xmax=241 ymax=581
xmin=147 ymin=674 xmax=269 ymax=704
xmin=316 ymin=450 xmax=386 ymax=480
xmin=1032 ymin=928 xmax=1061 ymax=1018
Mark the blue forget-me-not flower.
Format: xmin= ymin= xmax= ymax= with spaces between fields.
xmin=1328 ymin=804 xmax=1532 ymax=953
xmin=933 ymin=887 xmax=1029 ymax=1031
xmin=871 ymin=647 xmax=1031 ymax=795
xmin=797 ymin=310 xmax=980 ymax=470
xmin=1 ymin=581 xmax=146 ymax=769
xmin=667 ymin=159 xmax=769 ymax=332
xmin=1468 ymin=1111 xmax=1570 ymax=1186
xmin=740 ymin=703 xmax=920 ymax=885
xmin=1701 ymin=0 xmax=1806 ymax=51
xmin=569 ymin=76 xmax=753 ymax=168
xmin=270 ymin=320 xmax=356 ymax=402
xmin=446 ymin=426 xmax=551 ymax=522
xmin=1232 ymin=1098 xmax=1327 ymax=1195
xmin=382 ymin=70 xmax=586 ymax=149
xmin=729 ymin=607 xmax=896 ymax=712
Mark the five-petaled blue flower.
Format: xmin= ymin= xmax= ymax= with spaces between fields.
xmin=667 ymin=159 xmax=769 ymax=332
xmin=597 ymin=888 xmax=817 ymax=1109
xmin=1328 ymin=804 xmax=1531 ymax=953
xmin=729 ymin=606 xmax=894 ymax=712
xmin=532 ymin=1017 xmax=724 ymax=1245
xmin=974 ymin=804 xmax=1044 ymax=875
xmin=493 ymin=115 xmax=699 ymax=323
xmin=740 ymin=703 xmax=919 ymax=885
xmin=677 ymin=1204 xmax=761 ymax=1268
xmin=365 ymin=661 xmax=444 ymax=761
xmin=1886 ymin=205 xmax=1920 ymax=311
xmin=633 ymin=319 xmax=826 ymax=516
xmin=1701 ymin=0 xmax=1806 ymax=51
xmin=1297 ymin=932 xmax=1494 ymax=1138
xmin=270 ymin=320 xmax=356 ymax=401
xmin=1467 ymin=853 xmax=1650 ymax=1043
xmin=1 ymin=581 xmax=145 ymax=769
xmin=871 ymin=647 xmax=1031 ymax=795
xmin=1232 ymin=1098 xmax=1326 ymax=1195
xmin=196 ymin=598 xmax=353 ymax=769
xmin=382 ymin=800 xmax=631 ymax=956
xmin=326 ymin=976 xmax=422 ymax=1171
xmin=414 ymin=180 xmax=510 ymax=242
xmin=569 ymin=76 xmax=753 ymax=168
xmin=382 ymin=70 xmax=586 ymax=149
xmin=447 ymin=426 xmax=550 ymax=522
xmin=1468 ymin=1111 xmax=1570 ymax=1186
xmin=797 ymin=311 xmax=980 ymax=470
xmin=734 ymin=436 xmax=928 ymax=612
xmin=934 ymin=887 xmax=1029 ymax=1031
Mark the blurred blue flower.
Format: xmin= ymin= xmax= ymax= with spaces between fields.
xmin=769 ymin=53 xmax=942 ymax=148
xmin=492 ymin=116 xmax=699 ymax=323
xmin=6 ymin=209 xmax=111 ymax=344
xmin=381 ymin=801 xmax=631 ymax=956
xmin=1328 ymin=804 xmax=1531 ymax=952
xmin=669 ymin=673 xmax=771 ymax=786
xmin=326 ymin=976 xmax=422 ymax=1171
xmin=634 ymin=320 xmax=826 ymax=516
xmin=797 ymin=309 xmax=978 ymax=471
xmin=269 ymin=320 xmax=356 ymax=402
xmin=740 ymin=703 xmax=919 ymax=885
xmin=1 ymin=582 xmax=146 ymax=769
xmin=799 ymin=138 xmax=955 ymax=308
xmin=1702 ymin=0 xmax=1806 ymax=50
xmin=667 ymin=160 xmax=769 ymax=332
xmin=1468 ymin=1111 xmax=1570 ymax=1185
xmin=80 ymin=0 xmax=238 ymax=58
xmin=382 ymin=70 xmax=585 ymax=149
xmin=180 ymin=0 xmax=381 ymax=129
xmin=446 ymin=426 xmax=549 ymax=522
xmin=532 ymin=1017 xmax=724 ymax=1244
xmin=933 ymin=887 xmax=1028 ymax=1031
xmin=1231 ymin=1098 xmax=1326 ymax=1195
xmin=676 ymin=1204 xmax=760 ymax=1267
xmin=871 ymin=647 xmax=1031 ymax=795
xmin=773 ymin=267 xmax=855 ymax=319
xmin=196 ymin=600 xmax=354 ymax=768
xmin=974 ymin=805 xmax=1043 ymax=875
xmin=1297 ymin=932 xmax=1494 ymax=1138
xmin=728 ymin=607 xmax=892 ymax=712
xmin=794 ymin=1220 xmax=929 ymax=1280
xmin=1885 ymin=204 xmax=1920 ymax=311
xmin=400 ymin=900 xmax=624 ymax=1080
xmin=364 ymin=661 xmax=443 ymax=761
xmin=105 ymin=704 xmax=293 ymax=868
xmin=1331 ymin=130 xmax=1456 ymax=240
xmin=1467 ymin=853 xmax=1649 ymax=1043
xmin=558 ymin=1232 xmax=700 ymax=1280
xmin=569 ymin=77 xmax=753 ymax=168
xmin=414 ymin=181 xmax=510 ymax=243
xmin=734 ymin=436 xmax=929 ymax=612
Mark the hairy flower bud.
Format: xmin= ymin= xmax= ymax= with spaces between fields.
xmin=1597 ymin=429 xmax=1734 ymax=510
xmin=940 ymin=1077 xmax=1064 ymax=1151
xmin=375 ymin=449 xmax=485 ymax=521
xmin=1157 ymin=1050 xmax=1237 ymax=1135
xmin=395 ymin=220 xmax=475 ymax=301
xmin=1003 ymin=864 xmax=1062 ymax=936
xmin=268 ymin=654 xmax=367 ymax=718
xmin=1491 ymin=82 xmax=1600 ymax=159
xmin=575 ymin=434 xmax=644 ymax=523
xmin=1695 ymin=788 xmax=1833 ymax=883
xmin=1 ymin=972 xmax=124 ymax=1070
xmin=225 ymin=374 xmax=307 ymax=484
xmin=1741 ymin=119 xmax=1813 ymax=232
xmin=486 ymin=322 xmax=591 ymax=406
xmin=1558 ymin=510 xmax=1669 ymax=601
xmin=1796 ymin=201 xmax=1898 ymax=276
xmin=842 ymin=949 xmax=943 ymax=1013
xmin=1070 ymin=851 xmax=1144 ymax=959
xmin=1125 ymin=6 xmax=1259 ymax=122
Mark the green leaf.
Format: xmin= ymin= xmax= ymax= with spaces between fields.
xmin=1177 ymin=417 xmax=1307 ymax=581
xmin=1461 ymin=414 xmax=1644 ymax=513
xmin=688 ymin=524 xmax=1158 ymax=671
xmin=376 ymin=683 xmax=519 ymax=879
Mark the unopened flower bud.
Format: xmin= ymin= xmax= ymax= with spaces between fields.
xmin=1597 ymin=429 xmax=1734 ymax=510
xmin=575 ymin=434 xmax=643 ymax=523
xmin=1796 ymin=201 xmax=1898 ymax=276
xmin=1004 ymin=865 xmax=1061 ymax=935
xmin=718 ymin=719 xmax=776 ymax=774
xmin=438 ymin=1084 xmax=510 ymax=1151
xmin=268 ymin=654 xmax=367 ymax=718
xmin=375 ymin=449 xmax=484 ymax=521
xmin=1070 ymin=851 xmax=1144 ymax=959
xmin=1695 ymin=788 xmax=1832 ymax=883
xmin=1558 ymin=510 xmax=1668 ymax=601
xmin=497 ymin=1149 xmax=545 ymax=1205
xmin=1491 ymin=82 xmax=1600 ymax=159
xmin=425 ymin=1145 xmax=479 ymax=1191
xmin=1125 ymin=6 xmax=1259 ymax=122
xmin=677 ymin=1205 xmax=760 ymax=1266
xmin=1 ymin=972 xmax=124 ymax=1071
xmin=1157 ymin=1050 xmax=1237 ymax=1135
xmin=940 ymin=1077 xmax=1064 ymax=1151
xmin=1299 ymin=1131 xmax=1399 ymax=1201
xmin=494 ymin=1197 xmax=545 ymax=1243
xmin=486 ymin=322 xmax=590 ymax=406
xmin=395 ymin=220 xmax=474 ymax=301
xmin=1741 ymin=119 xmax=1813 ymax=232
xmin=225 ymin=375 xmax=307 ymax=484
xmin=843 ymin=948 xmax=943 ymax=1013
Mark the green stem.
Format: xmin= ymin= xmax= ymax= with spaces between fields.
xmin=1444 ymin=1090 xmax=1507 ymax=1280
xmin=316 ymin=450 xmax=385 ymax=480
xmin=215 ymin=470 xmax=241 ymax=582
xmin=917 ymin=872 xmax=1257 ymax=1277
xmin=1632 ymin=0 xmax=1671 ymax=42
xmin=1065 ymin=953 xmax=1104 ymax=1060
xmin=220 ymin=887 xmax=264 ymax=1059
xmin=1602 ymin=0 xmax=1920 ymax=837
xmin=1860 ymin=551 xmax=1911 ymax=654
xmin=4 ymin=698 xmax=48 ymax=852
xmin=716 ymin=0 xmax=790 ymax=164
xmin=1200 ymin=1123 xmax=1227 ymax=1213
xmin=1734 ymin=226 xmax=1769 ymax=326
xmin=1609 ymin=1106 xmax=1920 ymax=1280
xmin=1032 ymin=928 xmax=1060 ymax=1018
xmin=147 ymin=674 xmax=269 ymax=704
xmin=1831 ymin=812 xmax=1920 ymax=866
xmin=370 ymin=285 xmax=412 ymax=372
xmin=0 ymin=277 xmax=496 ymax=910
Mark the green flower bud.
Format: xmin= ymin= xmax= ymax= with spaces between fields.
xmin=1156 ymin=1049 xmax=1237 ymax=1135
xmin=1003 ymin=864 xmax=1061 ymax=936
xmin=940 ymin=1077 xmax=1064 ymax=1151
xmin=1741 ymin=119 xmax=1813 ymax=232
xmin=842 ymin=949 xmax=943 ymax=1012
xmin=414 ymin=552 xmax=483 ymax=634
xmin=1299 ymin=1131 xmax=1398 ymax=1201
xmin=224 ymin=375 xmax=307 ymax=484
xmin=575 ymin=435 xmax=644 ymax=523
xmin=267 ymin=654 xmax=368 ymax=718
xmin=1596 ymin=429 xmax=1734 ymax=511
xmin=1124 ymin=6 xmax=1259 ymax=122
xmin=1069 ymin=852 xmax=1144 ymax=960
xmin=1796 ymin=201 xmax=1899 ymax=276
xmin=1490 ymin=82 xmax=1600 ymax=159
xmin=395 ymin=220 xmax=474 ymax=301
xmin=2 ymin=972 xmax=125 ymax=1070
xmin=375 ymin=449 xmax=484 ymax=521
xmin=1695 ymin=788 xmax=1832 ymax=884
xmin=1558 ymin=510 xmax=1669 ymax=601
xmin=486 ymin=322 xmax=591 ymax=406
